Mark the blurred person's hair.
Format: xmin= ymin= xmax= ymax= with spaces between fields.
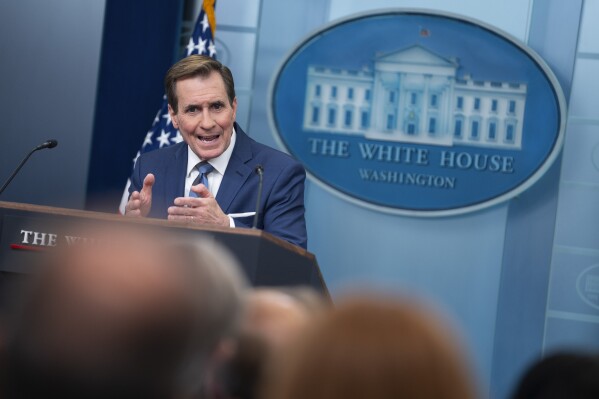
xmin=205 ymin=286 xmax=327 ymax=399
xmin=264 ymin=294 xmax=478 ymax=399
xmin=511 ymin=352 xmax=599 ymax=399
xmin=277 ymin=285 xmax=330 ymax=315
xmin=0 ymin=227 xmax=247 ymax=399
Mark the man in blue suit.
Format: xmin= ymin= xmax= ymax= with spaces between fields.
xmin=125 ymin=55 xmax=307 ymax=249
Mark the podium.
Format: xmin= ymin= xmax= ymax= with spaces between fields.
xmin=0 ymin=201 xmax=327 ymax=294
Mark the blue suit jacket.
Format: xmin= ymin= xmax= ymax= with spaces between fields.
xmin=129 ymin=124 xmax=307 ymax=249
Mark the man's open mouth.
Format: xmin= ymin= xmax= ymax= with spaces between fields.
xmin=198 ymin=135 xmax=220 ymax=143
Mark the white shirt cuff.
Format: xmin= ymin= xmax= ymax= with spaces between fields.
xmin=227 ymin=212 xmax=255 ymax=228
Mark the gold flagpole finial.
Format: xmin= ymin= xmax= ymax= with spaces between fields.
xmin=203 ymin=0 xmax=216 ymax=37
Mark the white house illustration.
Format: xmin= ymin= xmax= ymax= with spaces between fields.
xmin=302 ymin=45 xmax=527 ymax=150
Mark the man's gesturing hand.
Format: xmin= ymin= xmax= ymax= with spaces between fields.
xmin=125 ymin=173 xmax=154 ymax=217
xmin=168 ymin=183 xmax=230 ymax=227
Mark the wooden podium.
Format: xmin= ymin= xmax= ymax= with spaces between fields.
xmin=0 ymin=201 xmax=327 ymax=294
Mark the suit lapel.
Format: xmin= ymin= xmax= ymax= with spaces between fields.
xmin=166 ymin=143 xmax=188 ymax=199
xmin=216 ymin=124 xmax=253 ymax=213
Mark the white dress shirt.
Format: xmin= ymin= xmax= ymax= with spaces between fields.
xmin=184 ymin=129 xmax=237 ymax=227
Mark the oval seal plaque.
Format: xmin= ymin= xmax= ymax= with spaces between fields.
xmin=269 ymin=10 xmax=566 ymax=216
xmin=577 ymin=264 xmax=599 ymax=311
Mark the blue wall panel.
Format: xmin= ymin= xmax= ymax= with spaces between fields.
xmin=490 ymin=1 xmax=583 ymax=397
xmin=0 ymin=1 xmax=105 ymax=208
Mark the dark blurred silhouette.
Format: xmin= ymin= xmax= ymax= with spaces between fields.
xmin=511 ymin=352 xmax=599 ymax=399
xmin=264 ymin=294 xmax=478 ymax=399
xmin=0 ymin=226 xmax=247 ymax=399
xmin=208 ymin=332 xmax=269 ymax=399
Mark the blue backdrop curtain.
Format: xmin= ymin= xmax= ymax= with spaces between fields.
xmin=86 ymin=0 xmax=185 ymax=211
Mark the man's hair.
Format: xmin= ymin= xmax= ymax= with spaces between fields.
xmin=165 ymin=54 xmax=236 ymax=113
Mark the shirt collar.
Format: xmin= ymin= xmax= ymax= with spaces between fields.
xmin=186 ymin=127 xmax=237 ymax=177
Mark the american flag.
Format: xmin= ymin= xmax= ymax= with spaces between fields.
xmin=119 ymin=0 xmax=217 ymax=213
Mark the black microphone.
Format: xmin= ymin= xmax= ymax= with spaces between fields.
xmin=35 ymin=139 xmax=58 ymax=150
xmin=252 ymin=165 xmax=264 ymax=229
xmin=0 ymin=139 xmax=59 ymax=196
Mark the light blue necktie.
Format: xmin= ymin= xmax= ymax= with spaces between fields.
xmin=189 ymin=162 xmax=214 ymax=197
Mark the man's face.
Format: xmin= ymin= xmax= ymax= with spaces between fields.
xmin=169 ymin=72 xmax=237 ymax=160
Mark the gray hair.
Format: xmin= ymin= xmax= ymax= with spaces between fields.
xmin=171 ymin=238 xmax=248 ymax=395
xmin=1 ymin=229 xmax=248 ymax=399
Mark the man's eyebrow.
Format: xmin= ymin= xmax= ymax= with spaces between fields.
xmin=182 ymin=100 xmax=226 ymax=111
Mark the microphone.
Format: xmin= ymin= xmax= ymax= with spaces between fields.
xmin=0 ymin=139 xmax=59 ymax=196
xmin=35 ymin=139 xmax=58 ymax=150
xmin=252 ymin=165 xmax=264 ymax=229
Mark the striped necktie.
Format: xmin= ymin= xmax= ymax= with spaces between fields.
xmin=189 ymin=162 xmax=214 ymax=197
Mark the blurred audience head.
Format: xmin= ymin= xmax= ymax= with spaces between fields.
xmin=0 ymin=226 xmax=247 ymax=399
xmin=242 ymin=287 xmax=326 ymax=352
xmin=264 ymin=294 xmax=478 ymax=399
xmin=511 ymin=351 xmax=599 ymax=399
xmin=206 ymin=286 xmax=327 ymax=399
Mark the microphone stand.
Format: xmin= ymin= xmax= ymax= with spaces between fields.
xmin=252 ymin=165 xmax=264 ymax=229
xmin=0 ymin=140 xmax=58 ymax=196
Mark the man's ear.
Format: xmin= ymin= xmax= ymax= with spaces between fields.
xmin=168 ymin=104 xmax=179 ymax=129
xmin=231 ymin=97 xmax=237 ymax=121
